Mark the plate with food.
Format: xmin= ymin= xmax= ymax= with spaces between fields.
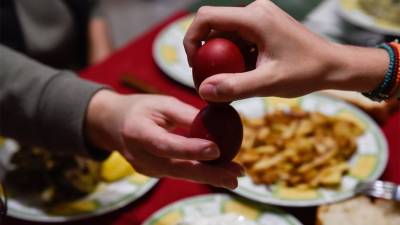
xmin=0 ymin=139 xmax=158 ymax=222
xmin=142 ymin=193 xmax=303 ymax=225
xmin=317 ymin=196 xmax=400 ymax=225
xmin=231 ymin=93 xmax=388 ymax=207
xmin=337 ymin=0 xmax=400 ymax=35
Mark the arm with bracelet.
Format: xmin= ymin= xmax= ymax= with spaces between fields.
xmin=363 ymin=42 xmax=400 ymax=102
xmin=183 ymin=0 xmax=400 ymax=104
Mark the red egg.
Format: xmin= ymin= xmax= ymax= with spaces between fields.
xmin=192 ymin=38 xmax=246 ymax=89
xmin=190 ymin=104 xmax=243 ymax=164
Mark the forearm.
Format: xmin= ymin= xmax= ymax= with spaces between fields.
xmin=88 ymin=18 xmax=113 ymax=64
xmin=323 ymin=43 xmax=389 ymax=93
xmin=85 ymin=90 xmax=122 ymax=152
xmin=0 ymin=45 xmax=105 ymax=155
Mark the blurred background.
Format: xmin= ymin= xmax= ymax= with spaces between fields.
xmin=97 ymin=0 xmax=398 ymax=54
xmin=99 ymin=0 xmax=198 ymax=48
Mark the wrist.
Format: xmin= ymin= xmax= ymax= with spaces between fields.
xmin=85 ymin=89 xmax=123 ymax=152
xmin=322 ymin=43 xmax=388 ymax=92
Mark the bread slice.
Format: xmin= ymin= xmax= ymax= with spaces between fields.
xmin=318 ymin=90 xmax=399 ymax=123
xmin=317 ymin=196 xmax=400 ymax=225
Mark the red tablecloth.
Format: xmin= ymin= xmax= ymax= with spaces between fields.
xmin=7 ymin=10 xmax=399 ymax=225
xmin=79 ymin=10 xmax=400 ymax=185
xmin=80 ymin=11 xmax=207 ymax=109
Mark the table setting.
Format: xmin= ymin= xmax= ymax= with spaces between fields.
xmin=1 ymin=0 xmax=399 ymax=225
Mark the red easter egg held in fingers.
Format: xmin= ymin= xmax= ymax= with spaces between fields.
xmin=192 ymin=38 xmax=246 ymax=89
xmin=190 ymin=104 xmax=243 ymax=164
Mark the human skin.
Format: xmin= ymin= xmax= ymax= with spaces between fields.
xmin=183 ymin=0 xmax=389 ymax=102
xmin=88 ymin=17 xmax=113 ymax=64
xmin=85 ymin=91 xmax=243 ymax=189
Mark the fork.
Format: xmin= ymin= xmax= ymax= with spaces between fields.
xmin=356 ymin=180 xmax=400 ymax=202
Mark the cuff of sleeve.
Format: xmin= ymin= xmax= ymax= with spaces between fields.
xmin=37 ymin=71 xmax=110 ymax=160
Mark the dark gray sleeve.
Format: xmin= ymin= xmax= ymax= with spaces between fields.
xmin=0 ymin=45 xmax=105 ymax=156
xmin=91 ymin=0 xmax=106 ymax=18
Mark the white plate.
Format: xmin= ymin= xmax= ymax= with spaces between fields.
xmin=230 ymin=94 xmax=388 ymax=207
xmin=337 ymin=0 xmax=400 ymax=36
xmin=153 ymin=14 xmax=195 ymax=88
xmin=142 ymin=193 xmax=303 ymax=225
xmin=0 ymin=138 xmax=158 ymax=223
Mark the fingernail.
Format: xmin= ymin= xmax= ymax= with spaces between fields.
xmin=200 ymin=84 xmax=217 ymax=98
xmin=204 ymin=146 xmax=220 ymax=159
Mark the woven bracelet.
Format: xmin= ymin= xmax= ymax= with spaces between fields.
xmin=363 ymin=43 xmax=398 ymax=102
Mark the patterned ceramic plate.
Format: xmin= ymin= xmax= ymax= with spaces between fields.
xmin=153 ymin=14 xmax=195 ymax=88
xmin=337 ymin=0 xmax=400 ymax=35
xmin=142 ymin=194 xmax=303 ymax=225
xmin=0 ymin=138 xmax=158 ymax=222
xmin=230 ymin=94 xmax=388 ymax=207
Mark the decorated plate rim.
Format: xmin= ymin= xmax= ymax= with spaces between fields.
xmin=153 ymin=14 xmax=195 ymax=88
xmin=6 ymin=178 xmax=158 ymax=223
xmin=0 ymin=139 xmax=159 ymax=223
xmin=231 ymin=93 xmax=388 ymax=207
xmin=142 ymin=193 xmax=303 ymax=225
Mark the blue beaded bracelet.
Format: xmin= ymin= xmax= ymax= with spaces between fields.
xmin=363 ymin=43 xmax=397 ymax=102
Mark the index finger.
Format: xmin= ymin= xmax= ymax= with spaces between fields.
xmin=126 ymin=120 xmax=220 ymax=161
xmin=158 ymin=96 xmax=199 ymax=128
xmin=183 ymin=6 xmax=252 ymax=66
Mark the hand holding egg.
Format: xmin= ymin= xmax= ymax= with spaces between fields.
xmin=190 ymin=38 xmax=245 ymax=164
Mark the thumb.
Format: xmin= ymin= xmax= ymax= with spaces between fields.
xmin=198 ymin=66 xmax=273 ymax=102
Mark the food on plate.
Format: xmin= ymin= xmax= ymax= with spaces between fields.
xmin=177 ymin=213 xmax=257 ymax=225
xmin=101 ymin=151 xmax=135 ymax=182
xmin=192 ymin=38 xmax=245 ymax=90
xmin=359 ymin=0 xmax=400 ymax=24
xmin=5 ymin=147 xmax=136 ymax=207
xmin=5 ymin=146 xmax=101 ymax=205
xmin=190 ymin=104 xmax=243 ymax=163
xmin=235 ymin=108 xmax=364 ymax=188
xmin=317 ymin=196 xmax=400 ymax=225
